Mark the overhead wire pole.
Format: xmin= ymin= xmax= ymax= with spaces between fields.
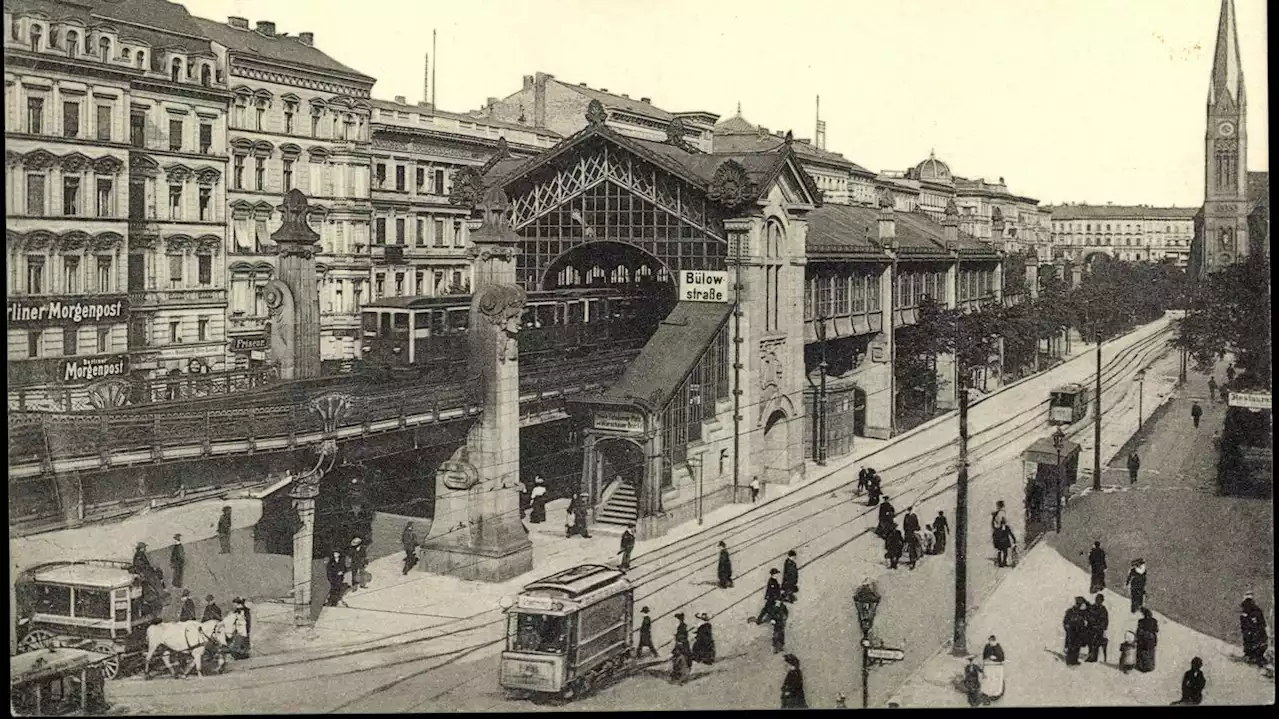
xmin=951 ymin=315 xmax=969 ymax=656
xmin=1093 ymin=327 xmax=1102 ymax=491
xmin=732 ymin=225 xmax=744 ymax=498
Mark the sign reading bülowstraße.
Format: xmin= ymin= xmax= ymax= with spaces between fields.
xmin=7 ymin=296 xmax=128 ymax=327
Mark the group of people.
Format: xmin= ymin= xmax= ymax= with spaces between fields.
xmin=857 ymin=467 xmax=884 ymax=506
xmin=990 ymin=501 xmax=1018 ymax=568
xmin=175 ymin=591 xmax=253 ymax=660
xmin=325 ymin=536 xmax=371 ymax=607
xmin=1062 ymin=594 xmax=1111 ymax=665
xmin=875 ymin=497 xmax=950 ymax=571
xmin=752 ymin=550 xmax=801 ymax=657
xmin=961 ymin=635 xmax=1007 ymax=706
xmin=650 ymin=608 xmax=715 ymax=684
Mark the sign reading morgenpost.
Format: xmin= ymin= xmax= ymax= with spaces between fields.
xmin=679 ymin=270 xmax=729 ymax=303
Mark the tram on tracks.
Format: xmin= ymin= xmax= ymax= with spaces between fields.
xmin=1048 ymin=383 xmax=1090 ymax=425
xmin=499 ymin=564 xmax=635 ymax=700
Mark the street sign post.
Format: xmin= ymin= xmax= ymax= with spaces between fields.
xmin=866 ymin=647 xmax=905 ymax=662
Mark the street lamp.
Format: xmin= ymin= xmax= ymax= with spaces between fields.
xmin=853 ymin=580 xmax=882 ymax=709
xmin=1052 ymin=427 xmax=1065 ymax=533
xmin=1134 ymin=368 xmax=1147 ymax=437
xmin=815 ymin=316 xmax=829 ymax=466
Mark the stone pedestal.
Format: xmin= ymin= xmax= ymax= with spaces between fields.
xmin=266 ymin=189 xmax=322 ymax=381
xmin=290 ymin=497 xmax=316 ymax=626
xmin=862 ymin=336 xmax=894 ymax=440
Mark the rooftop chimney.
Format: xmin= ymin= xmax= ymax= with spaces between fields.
xmin=228 ymin=16 xmax=249 ymax=29
xmin=486 ymin=97 xmax=497 ymax=108
xmin=620 ymin=93 xmax=629 ymax=98
xmin=579 ymin=82 xmax=588 ymax=87
xmin=523 ymin=75 xmax=534 ymax=90
xmin=599 ymin=88 xmax=608 ymax=92
xmin=256 ymin=20 xmax=276 ymax=37
xmin=533 ymin=73 xmax=552 ymax=128
xmin=878 ymin=193 xmax=897 ymax=248
xmin=394 ymin=95 xmax=406 ymax=104
xmin=640 ymin=97 xmax=651 ymax=104
xmin=943 ymin=200 xmax=959 ymax=248
xmin=297 ymin=32 xmax=314 ymax=46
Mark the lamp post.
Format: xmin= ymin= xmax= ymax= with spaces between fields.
xmin=1092 ymin=329 xmax=1102 ymax=492
xmin=1134 ymin=368 xmax=1147 ymax=437
xmin=1052 ymin=427 xmax=1065 ymax=534
xmin=815 ymin=316 xmax=829 ymax=466
xmin=853 ymin=580 xmax=882 ymax=709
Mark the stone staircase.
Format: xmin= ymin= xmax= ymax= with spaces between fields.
xmin=596 ymin=481 xmax=639 ymax=530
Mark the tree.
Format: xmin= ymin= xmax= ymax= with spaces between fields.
xmin=894 ymin=295 xmax=957 ymax=419
xmin=994 ymin=301 xmax=1037 ymax=378
xmin=1173 ymin=255 xmax=1272 ymax=389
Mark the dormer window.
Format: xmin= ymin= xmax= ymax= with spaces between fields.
xmin=137 ymin=51 xmax=146 ymax=69
xmin=201 ymin=65 xmax=211 ymax=86
xmin=65 ymin=30 xmax=78 ymax=56
xmin=122 ymin=47 xmax=130 ymax=61
xmin=171 ymin=58 xmax=182 ymax=82
xmin=30 ymin=24 xmax=42 ymax=50
xmin=98 ymin=37 xmax=110 ymax=59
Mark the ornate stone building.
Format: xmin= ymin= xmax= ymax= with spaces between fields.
xmin=1046 ymin=205 xmax=1197 ymax=265
xmin=367 ymin=96 xmax=559 ymax=300
xmin=194 ymin=15 xmax=375 ymax=367
xmin=5 ymin=0 xmax=230 ymax=410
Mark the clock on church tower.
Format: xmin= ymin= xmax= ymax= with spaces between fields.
xmin=1217 ymin=121 xmax=1236 ymax=137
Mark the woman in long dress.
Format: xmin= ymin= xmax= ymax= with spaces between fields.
xmin=979 ymin=635 xmax=1006 ymax=701
xmin=780 ymin=653 xmax=807 ymax=709
xmin=1135 ymin=608 xmax=1159 ymax=673
xmin=529 ymin=478 xmax=547 ymax=523
xmin=690 ymin=613 xmax=716 ymax=666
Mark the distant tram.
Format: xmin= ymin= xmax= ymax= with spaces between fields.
xmin=500 ymin=564 xmax=634 ymax=701
xmin=1049 ymin=383 xmax=1090 ymax=425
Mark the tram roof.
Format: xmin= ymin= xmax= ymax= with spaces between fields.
xmin=28 ymin=563 xmax=134 ymax=588
xmin=1052 ymin=383 xmax=1086 ymax=394
xmin=522 ymin=564 xmax=629 ymax=598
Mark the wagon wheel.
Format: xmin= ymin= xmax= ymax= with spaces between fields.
xmin=560 ymin=679 xmax=578 ymax=701
xmin=89 ymin=642 xmax=122 ymax=680
xmin=16 ymin=629 xmax=57 ymax=653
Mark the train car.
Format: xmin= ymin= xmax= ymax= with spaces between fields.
xmin=499 ymin=564 xmax=634 ymax=700
xmin=1048 ymin=383 xmax=1089 ymax=425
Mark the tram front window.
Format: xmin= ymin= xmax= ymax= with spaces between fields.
xmin=509 ymin=612 xmax=568 ymax=654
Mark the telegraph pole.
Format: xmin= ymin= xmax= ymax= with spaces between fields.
xmin=951 ymin=382 xmax=970 ymax=656
xmin=1092 ymin=330 xmax=1102 ymax=491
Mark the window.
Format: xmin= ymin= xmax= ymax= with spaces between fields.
xmin=343 ymin=115 xmax=354 ymax=140
xmin=63 ymin=327 xmax=78 ymax=356
xmin=169 ymin=321 xmax=181 ymax=343
xmin=27 ymin=331 xmax=41 ymax=358
xmin=62 ymin=256 xmax=80 ymax=293
xmin=96 ymin=105 xmax=111 ymax=141
xmin=65 ymin=31 xmax=78 ymax=56
xmin=395 ymin=273 xmax=404 ymax=296
xmin=122 ymin=48 xmax=130 ymax=61
xmin=453 ymin=222 xmax=464 ymax=247
xmin=168 ymin=185 xmax=182 ymax=219
xmin=375 ymin=164 xmax=386 ymax=189
xmin=30 ymin=24 xmax=43 ymax=50
xmin=375 ymin=274 xmax=385 ymax=298
xmin=63 ymin=101 xmax=80 ymax=137
xmin=433 ymin=169 xmax=445 ymax=195
xmin=26 ymin=173 xmax=45 ymax=215
xmin=167 ymin=118 xmax=183 ymax=151
xmin=96 ymin=178 xmax=112 ymax=217
xmin=374 ymin=218 xmax=386 ymax=244
xmin=200 ymin=65 xmax=211 ymax=87
xmin=63 ymin=177 xmax=81 ymax=215
xmin=130 ymin=109 xmax=145 ymax=147
xmin=284 ymin=104 xmax=295 ymax=134
xmin=96 ymin=256 xmax=112 ymax=291
xmin=233 ymin=156 xmax=244 ymax=189
xmin=256 ymin=102 xmax=265 ymax=131
xmin=254 ymin=158 xmax=264 ymax=190
xmin=27 ymin=97 xmax=44 ymax=134
xmin=416 ymin=218 xmax=426 ymax=246
xmin=395 ymin=218 xmax=405 ymax=245
xmin=283 ymin=158 xmax=295 ymax=190
xmin=27 ymin=256 xmax=46 ymax=294
xmin=233 ymin=100 xmax=247 ymax=128
xmin=198 ymin=187 xmax=212 ymax=221
xmin=170 ymin=59 xmax=182 ymax=83
xmin=97 ymin=326 xmax=110 ymax=353
xmin=415 ymin=272 xmax=425 ymax=295
xmin=136 ymin=51 xmax=145 ymax=68
xmin=168 ymin=255 xmax=183 ymax=288
xmin=452 ymin=270 xmax=463 ymax=289
xmin=197 ymin=318 xmax=209 ymax=342
xmin=198 ymin=254 xmax=212 ymax=285
xmin=433 ymin=218 xmax=446 ymax=247
xmin=311 ymin=110 xmax=320 ymax=137
xmin=433 ymin=271 xmax=444 ymax=294
xmin=415 ymin=167 xmax=425 ymax=191
xmin=395 ymin=165 xmax=405 ymax=191
xmin=254 ymin=218 xmax=268 ymax=251
xmin=199 ymin=122 xmax=212 ymax=154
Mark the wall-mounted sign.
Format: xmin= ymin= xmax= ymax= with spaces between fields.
xmin=8 ymin=353 xmax=132 ymax=386
xmin=594 ymin=409 xmax=644 ymax=434
xmin=230 ymin=335 xmax=269 ymax=353
xmin=869 ymin=340 xmax=888 ymax=364
xmin=7 ymin=296 xmax=128 ymax=327
xmin=679 ymin=270 xmax=729 ymax=303
xmin=1228 ymin=392 xmax=1271 ymax=411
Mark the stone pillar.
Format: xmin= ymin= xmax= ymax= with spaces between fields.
xmin=937 ymin=245 xmax=960 ymax=411
xmin=863 ymin=255 xmax=896 ymax=439
xmin=54 ymin=474 xmax=83 ymax=528
xmin=420 ymin=185 xmax=532 ymax=582
xmin=265 ymin=189 xmax=322 ymax=380
xmin=290 ymin=495 xmax=316 ymax=626
xmin=1025 ymin=262 xmax=1039 ymax=299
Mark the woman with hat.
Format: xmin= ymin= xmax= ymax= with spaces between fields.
xmin=756 ymin=568 xmax=782 ymax=624
xmin=961 ymin=656 xmax=984 ymax=706
xmin=979 ymin=635 xmax=1006 ymax=701
xmin=1125 ymin=558 xmax=1148 ymax=614
xmin=178 ymin=589 xmax=197 ymax=621
xmin=670 ymin=613 xmax=692 ymax=684
xmin=1135 ymin=607 xmax=1159 ymax=673
xmin=528 ymin=476 xmax=548 ymax=524
xmin=1239 ymin=592 xmax=1269 ymax=666
xmin=1173 ymin=657 xmax=1206 ymax=705
xmin=169 ymin=533 xmax=186 ymax=589
xmin=690 ymin=612 xmax=716 ymax=666
xmin=228 ymin=597 xmax=252 ymax=659
xmin=780 ymin=653 xmax=807 ymax=708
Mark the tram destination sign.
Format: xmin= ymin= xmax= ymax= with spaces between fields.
xmin=679 ymin=270 xmax=729 ymax=303
xmin=7 ymin=295 xmax=128 ymax=328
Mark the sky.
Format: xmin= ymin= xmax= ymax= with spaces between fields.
xmin=178 ymin=0 xmax=1269 ymax=208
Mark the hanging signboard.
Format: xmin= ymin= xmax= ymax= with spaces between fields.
xmin=1228 ymin=392 xmax=1271 ymax=411
xmin=679 ymin=270 xmax=729 ymax=303
xmin=230 ymin=334 xmax=269 ymax=354
xmin=594 ymin=409 xmax=644 ymax=434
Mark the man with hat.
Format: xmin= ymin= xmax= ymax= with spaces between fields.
xmin=529 ymin=476 xmax=548 ymax=524
xmin=201 ymin=594 xmax=222 ymax=622
xmin=169 ymin=533 xmax=186 ymax=589
xmin=1125 ymin=558 xmax=1148 ymax=613
xmin=670 ymin=612 xmax=692 ymax=683
xmin=348 ymin=536 xmax=369 ymax=591
xmin=178 ymin=589 xmax=197 ymax=621
xmin=217 ymin=506 xmax=233 ymax=554
xmin=756 ymin=568 xmax=783 ymax=624
xmin=1240 ymin=592 xmax=1269 ymax=666
xmin=781 ymin=550 xmax=800 ymax=602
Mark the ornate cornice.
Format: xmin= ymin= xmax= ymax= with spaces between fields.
xmin=228 ymin=60 xmax=371 ymax=100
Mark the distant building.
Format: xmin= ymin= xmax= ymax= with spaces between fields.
xmin=1045 ymin=205 xmax=1197 ymax=266
xmin=951 ymin=175 xmax=1047 ymax=259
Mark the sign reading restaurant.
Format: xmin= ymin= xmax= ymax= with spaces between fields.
xmin=7 ymin=296 xmax=128 ymax=327
xmin=1228 ymin=391 xmax=1272 ymax=411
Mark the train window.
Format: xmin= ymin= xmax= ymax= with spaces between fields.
xmin=446 ymin=309 xmax=468 ymax=333
xmin=361 ymin=313 xmax=377 ymax=335
xmin=73 ymin=588 xmax=112 ymax=619
xmin=588 ymin=299 xmax=603 ymax=323
xmin=535 ymin=305 xmax=555 ymax=328
xmin=393 ymin=314 xmax=409 ymax=331
xmin=379 ymin=313 xmax=392 ymax=337
xmin=565 ymin=301 xmax=583 ymax=325
xmin=32 ymin=584 xmax=71 ymax=615
xmin=430 ymin=310 xmax=446 ymax=336
xmin=509 ymin=612 xmax=568 ymax=654
xmin=414 ymin=312 xmax=430 ymax=330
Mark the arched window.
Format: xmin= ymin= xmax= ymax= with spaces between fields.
xmin=137 ymin=51 xmax=146 ymax=68
xmin=200 ymin=64 xmax=211 ymax=86
xmin=65 ymin=30 xmax=78 ymax=55
xmin=98 ymin=36 xmax=110 ymax=59
xmin=31 ymin=24 xmax=43 ymax=50
xmin=171 ymin=58 xmax=182 ymax=82
xmin=122 ymin=47 xmax=131 ymax=61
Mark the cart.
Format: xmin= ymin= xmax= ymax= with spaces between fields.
xmin=14 ymin=560 xmax=160 ymax=680
xmin=499 ymin=564 xmax=634 ymax=700
xmin=11 ymin=647 xmax=112 ymax=716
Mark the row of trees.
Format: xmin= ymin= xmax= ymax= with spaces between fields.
xmin=1173 ymin=254 xmax=1272 ymax=390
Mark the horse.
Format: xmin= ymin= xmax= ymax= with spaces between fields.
xmin=143 ymin=619 xmax=229 ymax=679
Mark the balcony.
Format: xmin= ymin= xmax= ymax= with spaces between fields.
xmin=129 ymin=288 xmax=227 ymax=307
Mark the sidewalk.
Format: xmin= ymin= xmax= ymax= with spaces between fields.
xmin=888 ymin=542 xmax=1275 ymax=707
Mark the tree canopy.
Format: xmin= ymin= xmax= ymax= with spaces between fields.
xmin=1173 ymin=255 xmax=1272 ymax=389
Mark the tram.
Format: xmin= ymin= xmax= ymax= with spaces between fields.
xmin=1048 ymin=383 xmax=1090 ymax=425
xmin=499 ymin=564 xmax=634 ymax=700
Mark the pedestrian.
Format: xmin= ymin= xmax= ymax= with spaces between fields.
xmin=217 ymin=506 xmax=233 ymax=554
xmin=771 ymin=602 xmax=789 ymax=653
xmin=169 ymin=533 xmax=185 ymax=589
xmin=962 ymin=656 xmax=984 ymax=707
xmin=1118 ymin=630 xmax=1138 ymax=673
xmin=932 ymin=511 xmax=949 ymax=555
xmin=1135 ymin=607 xmax=1159 ymax=673
xmin=1063 ymin=596 xmax=1088 ymax=666
xmin=636 ymin=606 xmax=658 ymax=658
xmin=883 ymin=525 xmax=904 ymax=569
xmin=876 ymin=495 xmax=896 ymax=538
xmin=529 ymin=476 xmax=547 ymax=523
xmin=1087 ymin=541 xmax=1107 ymax=593
xmin=178 ymin=589 xmax=197 ymax=621
xmin=401 ymin=522 xmax=419 ymax=575
xmin=780 ymin=653 xmax=807 ymax=709
xmin=574 ymin=493 xmax=592 ymax=538
xmin=781 ymin=550 xmax=800 ymax=602
xmin=691 ymin=612 xmax=716 ymax=666
xmin=1239 ymin=592 xmax=1269 ymax=666
xmin=994 ymin=519 xmax=1016 ymax=568
xmin=1125 ymin=558 xmax=1148 ymax=613
xmin=716 ymin=541 xmax=734 ymax=589
xmin=1127 ymin=451 xmax=1140 ymax=484
xmin=1219 ymin=384 xmax=1229 ymax=404
xmin=1226 ymin=364 xmax=1236 ymax=383
xmin=750 ymin=476 xmax=761 ymax=503
xmin=1086 ymin=594 xmax=1109 ymax=663
xmin=865 ymin=473 xmax=882 ymax=508
xmin=565 ymin=495 xmax=578 ymax=538
xmin=670 ymin=612 xmax=692 ymax=684
xmin=856 ymin=467 xmax=870 ymax=495
xmin=1173 ymin=657 xmax=1206 ymax=705
xmin=980 ymin=635 xmax=1006 ymax=701
xmin=227 ymin=597 xmax=251 ymax=659
xmin=1191 ymin=401 xmax=1203 ymax=428
xmin=325 ymin=549 xmax=346 ymax=606
xmin=348 ymin=537 xmax=368 ymax=591
xmin=990 ymin=501 xmax=1007 ymax=548
xmin=618 ymin=524 xmax=635 ymax=570
xmin=201 ymin=594 xmax=222 ymax=622
xmin=1207 ymin=376 xmax=1218 ymax=403
xmin=919 ymin=524 xmax=936 ymax=555
xmin=756 ymin=568 xmax=782 ymax=624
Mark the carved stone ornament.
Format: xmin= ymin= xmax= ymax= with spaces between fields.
xmin=665 ymin=117 xmax=696 ymax=152
xmin=708 ymin=160 xmax=759 ymax=212
xmin=758 ymin=343 xmax=785 ymax=391
xmin=271 ymin=188 xmax=321 ymax=248
xmin=438 ymin=459 xmax=480 ymax=491
xmin=474 ymin=284 xmax=526 ymax=363
xmin=263 ymin=281 xmax=290 ymax=322
xmin=310 ymin=392 xmax=353 ymax=434
xmin=87 ymin=378 xmax=133 ymax=410
xmin=92 ymin=156 xmax=123 ymax=174
xmin=466 ymin=244 xmax=518 ymax=263
xmin=62 ymin=153 xmax=90 ymax=172
xmin=585 ymin=98 xmax=608 ymax=126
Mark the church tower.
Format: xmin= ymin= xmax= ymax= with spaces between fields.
xmin=1197 ymin=0 xmax=1250 ymax=277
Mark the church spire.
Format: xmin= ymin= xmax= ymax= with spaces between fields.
xmin=1208 ymin=0 xmax=1245 ymax=107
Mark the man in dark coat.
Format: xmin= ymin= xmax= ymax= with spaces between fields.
xmin=201 ymin=594 xmax=222 ymax=622
xmin=993 ymin=521 xmax=1015 ymax=568
xmin=781 ymin=551 xmax=799 ymax=602
xmin=780 ymin=653 xmax=807 ymax=708
xmin=856 ymin=468 xmax=870 ymax=495
xmin=636 ymin=606 xmax=657 ymax=658
xmin=756 ymin=568 xmax=782 ymax=624
xmin=885 ymin=526 xmax=904 ymax=570
xmin=1174 ymin=657 xmax=1206 ymax=705
xmin=876 ymin=496 xmax=895 ymax=538
xmin=1135 ymin=608 xmax=1159 ymax=672
xmin=1207 ymin=376 xmax=1218 ymax=403
xmin=401 ymin=523 xmax=419 ymax=576
xmin=932 ymin=511 xmax=949 ymax=554
xmin=178 ymin=589 xmax=197 ymax=621
xmin=1063 ymin=597 xmax=1089 ymax=666
xmin=217 ymin=506 xmax=233 ymax=554
xmin=866 ymin=473 xmax=882 ymax=507
xmin=325 ymin=550 xmax=346 ymax=606
xmin=348 ymin=537 xmax=369 ymax=591
xmin=1086 ymin=594 xmax=1109 ymax=662
xmin=1240 ymin=593 xmax=1269 ymax=666
xmin=716 ymin=541 xmax=734 ymax=589
xmin=690 ymin=613 xmax=716 ymax=665
xmin=169 ymin=534 xmax=186 ymax=589
xmin=1125 ymin=559 xmax=1148 ymax=613
xmin=771 ymin=602 xmax=789 ymax=653
xmin=1127 ymin=452 xmax=1141 ymax=484
xmin=573 ymin=494 xmax=592 ymax=539
xmin=618 ymin=525 xmax=635 ymax=570
xmin=670 ymin=613 xmax=693 ymax=683
xmin=1088 ymin=541 xmax=1107 ymax=593
xmin=1191 ymin=402 xmax=1203 ymax=428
